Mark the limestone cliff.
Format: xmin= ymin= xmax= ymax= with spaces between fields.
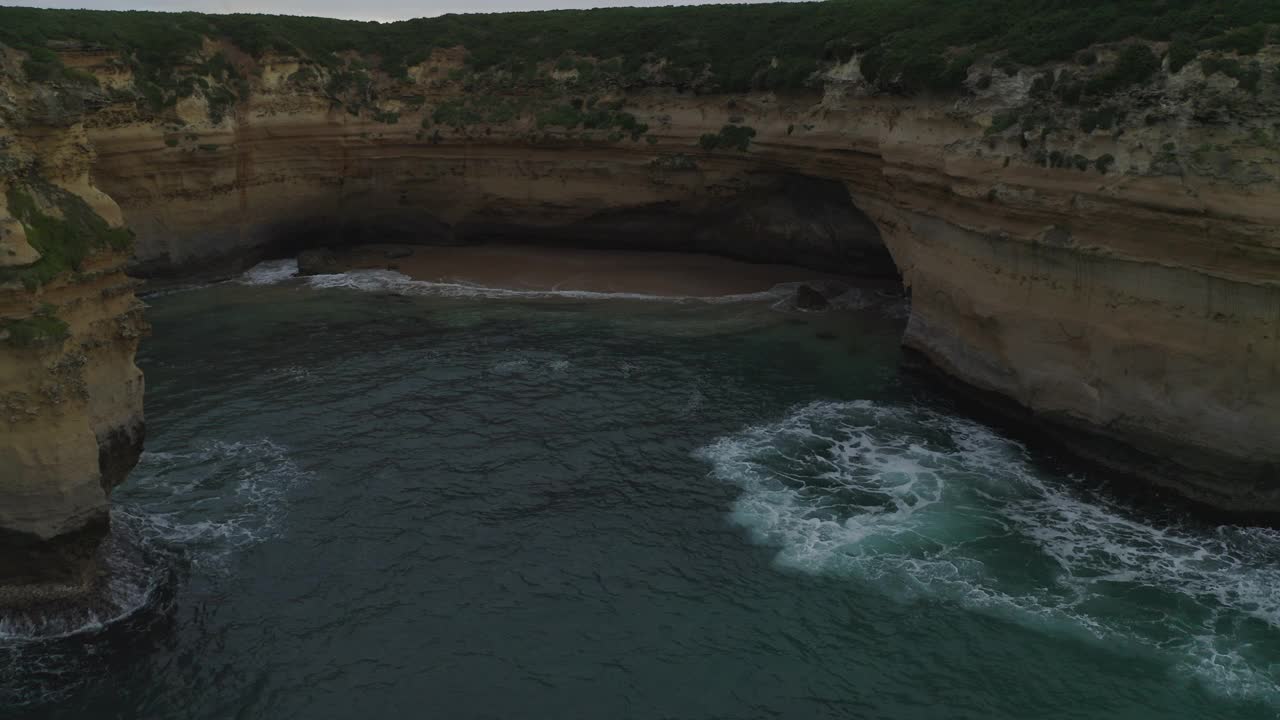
xmin=0 ymin=49 xmax=145 ymax=604
xmin=77 ymin=39 xmax=1280 ymax=510
xmin=1 ymin=13 xmax=1279 ymax=599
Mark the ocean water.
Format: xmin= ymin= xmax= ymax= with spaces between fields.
xmin=2 ymin=261 xmax=1278 ymax=719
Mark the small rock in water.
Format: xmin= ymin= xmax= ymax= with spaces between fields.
xmin=794 ymin=284 xmax=829 ymax=311
xmin=384 ymin=247 xmax=413 ymax=259
xmin=297 ymin=248 xmax=341 ymax=276
xmin=812 ymin=279 xmax=853 ymax=298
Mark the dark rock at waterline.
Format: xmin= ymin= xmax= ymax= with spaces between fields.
xmin=794 ymin=284 xmax=829 ymax=310
xmin=384 ymin=247 xmax=414 ymax=259
xmin=0 ymin=520 xmax=105 ymax=610
xmin=297 ymin=248 xmax=342 ymax=276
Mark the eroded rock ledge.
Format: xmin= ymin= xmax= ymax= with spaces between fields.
xmin=2 ymin=26 xmax=1279 ymax=598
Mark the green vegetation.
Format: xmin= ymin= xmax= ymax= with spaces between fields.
xmin=650 ymin=154 xmax=698 ymax=171
xmin=1033 ymin=149 xmax=1107 ymax=172
xmin=1166 ymin=37 xmax=1198 ymax=73
xmin=535 ymin=100 xmax=647 ymax=139
xmin=1203 ymin=22 xmax=1270 ymax=55
xmin=430 ymin=96 xmax=526 ymax=128
xmin=1084 ymin=44 xmax=1159 ymax=95
xmin=0 ymin=2 xmax=1276 ymax=98
xmin=1201 ymin=56 xmax=1264 ymax=92
xmin=372 ymin=110 xmax=400 ymax=124
xmin=987 ymin=111 xmax=1020 ymax=135
xmin=698 ymin=125 xmax=756 ymax=152
xmin=1079 ymin=106 xmax=1118 ymax=133
xmin=0 ymin=304 xmax=69 ymax=348
xmin=0 ymin=185 xmax=133 ymax=291
xmin=20 ymin=46 xmax=98 ymax=86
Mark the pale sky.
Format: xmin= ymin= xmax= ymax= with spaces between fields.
xmin=2 ymin=0 xmax=810 ymax=22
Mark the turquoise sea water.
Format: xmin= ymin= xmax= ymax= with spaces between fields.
xmin=2 ymin=261 xmax=1278 ymax=719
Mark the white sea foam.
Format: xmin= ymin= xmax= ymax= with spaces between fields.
xmin=266 ymin=365 xmax=313 ymax=383
xmin=698 ymin=400 xmax=1280 ymax=705
xmin=138 ymin=282 xmax=216 ymax=298
xmin=488 ymin=355 xmax=573 ymax=377
xmin=118 ymin=438 xmax=311 ymax=569
xmin=239 ymin=258 xmax=299 ymax=285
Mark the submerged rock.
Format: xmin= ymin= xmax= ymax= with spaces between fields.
xmin=794 ymin=284 xmax=830 ymax=310
xmin=296 ymin=248 xmax=342 ymax=276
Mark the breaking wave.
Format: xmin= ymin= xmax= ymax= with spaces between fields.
xmin=697 ymin=400 xmax=1280 ymax=705
xmin=0 ymin=438 xmax=308 ymax=706
xmin=238 ymin=258 xmax=299 ymax=285
xmin=117 ymin=438 xmax=310 ymax=568
xmin=0 ymin=439 xmax=305 ymax=639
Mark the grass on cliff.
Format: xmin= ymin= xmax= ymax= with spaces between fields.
xmin=1 ymin=185 xmax=134 ymax=291
xmin=0 ymin=304 xmax=68 ymax=349
xmin=699 ymin=125 xmax=757 ymax=152
xmin=1 ymin=1 xmax=1277 ymax=96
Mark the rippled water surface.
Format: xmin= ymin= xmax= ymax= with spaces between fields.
xmin=4 ymin=265 xmax=1279 ymax=719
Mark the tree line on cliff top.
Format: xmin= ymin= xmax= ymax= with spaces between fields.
xmin=0 ymin=0 xmax=1277 ymax=94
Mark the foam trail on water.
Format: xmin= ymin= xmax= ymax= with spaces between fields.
xmin=303 ymin=267 xmax=801 ymax=304
xmin=118 ymin=438 xmax=310 ymax=569
xmin=698 ymin=400 xmax=1280 ymax=705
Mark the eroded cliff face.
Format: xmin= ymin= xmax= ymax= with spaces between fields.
xmin=0 ymin=51 xmax=145 ymax=604
xmin=0 ymin=31 xmax=1277 ymax=593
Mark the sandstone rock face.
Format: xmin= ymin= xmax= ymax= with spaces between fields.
xmin=76 ymin=41 xmax=1277 ymax=510
xmin=0 ymin=228 xmax=146 ymax=601
xmin=0 ymin=51 xmax=146 ymax=602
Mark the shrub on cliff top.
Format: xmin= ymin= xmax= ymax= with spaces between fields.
xmin=1079 ymin=106 xmax=1118 ymax=133
xmin=698 ymin=124 xmax=756 ymax=152
xmin=1 ymin=2 xmax=1278 ymax=98
xmin=1166 ymin=37 xmax=1198 ymax=73
xmin=1085 ymin=44 xmax=1160 ymax=95
xmin=1204 ymin=23 xmax=1270 ymax=55
xmin=1201 ymin=56 xmax=1264 ymax=92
